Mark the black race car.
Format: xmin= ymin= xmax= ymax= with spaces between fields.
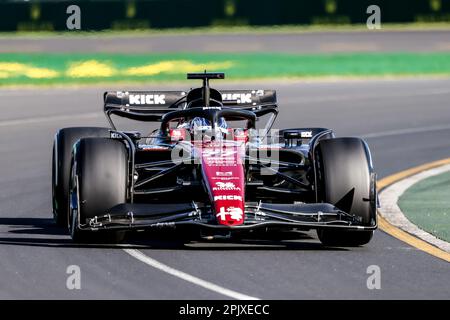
xmin=52 ymin=73 xmax=377 ymax=245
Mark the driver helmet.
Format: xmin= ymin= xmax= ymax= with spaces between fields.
xmin=189 ymin=117 xmax=228 ymax=134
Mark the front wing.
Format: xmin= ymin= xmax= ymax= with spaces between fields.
xmin=80 ymin=202 xmax=377 ymax=233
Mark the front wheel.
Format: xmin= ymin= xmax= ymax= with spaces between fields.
xmin=315 ymin=137 xmax=376 ymax=247
xmin=68 ymin=137 xmax=128 ymax=243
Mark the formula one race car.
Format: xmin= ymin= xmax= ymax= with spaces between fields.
xmin=52 ymin=72 xmax=377 ymax=246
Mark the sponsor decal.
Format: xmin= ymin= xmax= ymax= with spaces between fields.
xmin=141 ymin=145 xmax=169 ymax=151
xmin=129 ymin=94 xmax=166 ymax=105
xmin=172 ymin=130 xmax=182 ymax=137
xmin=222 ymin=93 xmax=252 ymax=104
xmin=150 ymin=222 xmax=176 ymax=228
xmin=216 ymin=171 xmax=233 ymax=177
xmin=202 ymin=106 xmax=221 ymax=110
xmin=202 ymin=149 xmax=236 ymax=157
xmin=211 ymin=177 xmax=239 ymax=180
xmin=216 ymin=207 xmax=243 ymax=221
xmin=206 ymin=161 xmax=237 ymax=167
xmin=301 ymin=131 xmax=313 ymax=138
xmin=170 ymin=129 xmax=186 ymax=141
xmin=234 ymin=129 xmax=247 ymax=138
xmin=213 ymin=182 xmax=241 ymax=191
xmin=214 ymin=195 xmax=242 ymax=201
xmin=110 ymin=132 xmax=122 ymax=139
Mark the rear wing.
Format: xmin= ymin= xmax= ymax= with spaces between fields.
xmin=221 ymin=90 xmax=277 ymax=107
xmin=103 ymin=89 xmax=277 ymax=125
xmin=104 ymin=91 xmax=187 ymax=121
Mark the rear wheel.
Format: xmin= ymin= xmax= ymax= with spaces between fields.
xmin=315 ymin=137 xmax=376 ymax=247
xmin=52 ymin=127 xmax=109 ymax=227
xmin=69 ymin=138 xmax=128 ymax=243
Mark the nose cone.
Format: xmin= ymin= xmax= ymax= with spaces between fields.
xmin=212 ymin=181 xmax=245 ymax=226
xmin=199 ymin=142 xmax=245 ymax=226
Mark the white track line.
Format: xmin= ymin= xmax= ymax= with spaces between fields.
xmin=123 ymin=248 xmax=259 ymax=300
xmin=378 ymin=163 xmax=450 ymax=253
xmin=0 ymin=112 xmax=102 ymax=127
xmin=361 ymin=124 xmax=450 ymax=139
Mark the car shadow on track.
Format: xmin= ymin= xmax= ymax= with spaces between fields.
xmin=0 ymin=217 xmax=349 ymax=251
xmin=0 ymin=217 xmax=130 ymax=249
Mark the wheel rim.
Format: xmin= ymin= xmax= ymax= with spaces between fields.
xmin=68 ymin=165 xmax=80 ymax=239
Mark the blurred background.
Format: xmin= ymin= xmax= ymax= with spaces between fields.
xmin=1 ymin=0 xmax=450 ymax=86
xmin=1 ymin=0 xmax=450 ymax=31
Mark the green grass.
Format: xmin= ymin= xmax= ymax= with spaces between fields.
xmin=1 ymin=52 xmax=450 ymax=86
xmin=399 ymin=171 xmax=450 ymax=243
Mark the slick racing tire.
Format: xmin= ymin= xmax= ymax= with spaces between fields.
xmin=68 ymin=138 xmax=128 ymax=243
xmin=52 ymin=127 xmax=109 ymax=227
xmin=315 ymin=137 xmax=376 ymax=247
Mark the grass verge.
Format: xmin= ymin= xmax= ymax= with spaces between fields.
xmin=1 ymin=52 xmax=450 ymax=86
xmin=399 ymin=171 xmax=450 ymax=243
xmin=2 ymin=23 xmax=450 ymax=38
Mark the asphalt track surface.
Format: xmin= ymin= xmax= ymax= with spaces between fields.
xmin=2 ymin=30 xmax=450 ymax=53
xmin=0 ymin=78 xmax=449 ymax=299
